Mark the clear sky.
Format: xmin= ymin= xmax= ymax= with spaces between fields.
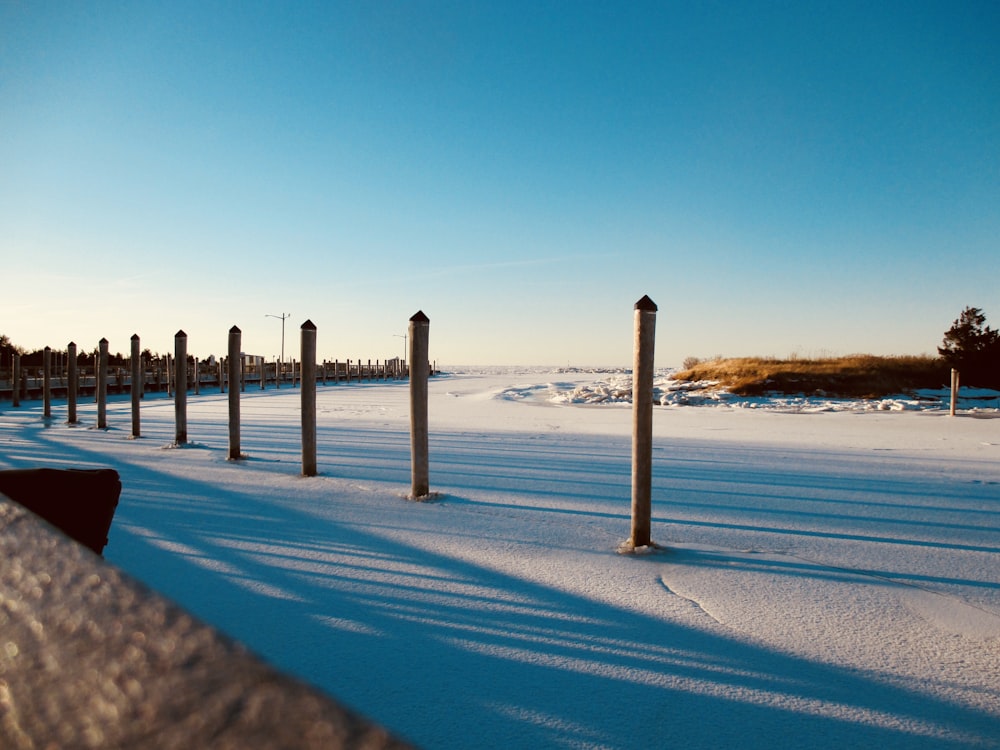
xmin=2 ymin=1 xmax=998 ymax=366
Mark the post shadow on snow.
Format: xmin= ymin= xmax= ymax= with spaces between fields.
xmin=661 ymin=545 xmax=1000 ymax=596
xmin=4 ymin=424 xmax=998 ymax=748
xmin=422 ymin=429 xmax=1000 ymax=559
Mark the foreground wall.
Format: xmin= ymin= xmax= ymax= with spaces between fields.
xmin=0 ymin=496 xmax=413 ymax=750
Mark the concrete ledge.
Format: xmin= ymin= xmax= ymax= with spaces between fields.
xmin=0 ymin=497 xmax=413 ymax=749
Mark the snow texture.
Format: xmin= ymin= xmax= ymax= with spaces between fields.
xmin=1 ymin=368 xmax=998 ymax=749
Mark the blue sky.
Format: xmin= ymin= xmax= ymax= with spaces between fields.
xmin=2 ymin=1 xmax=997 ymax=366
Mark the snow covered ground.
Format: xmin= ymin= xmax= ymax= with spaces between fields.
xmin=2 ymin=368 xmax=998 ymax=749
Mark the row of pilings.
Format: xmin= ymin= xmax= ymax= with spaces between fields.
xmin=8 ymin=299 xmax=660 ymax=545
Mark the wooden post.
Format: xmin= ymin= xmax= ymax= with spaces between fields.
xmin=42 ymin=347 xmax=52 ymax=419
xmin=130 ymin=335 xmax=141 ymax=438
xmin=259 ymin=356 xmax=265 ymax=390
xmin=950 ymin=368 xmax=959 ymax=417
xmin=630 ymin=295 xmax=657 ymax=549
xmin=66 ymin=343 xmax=77 ymax=423
xmin=174 ymin=330 xmax=187 ymax=445
xmin=12 ymin=354 xmax=20 ymax=408
xmin=97 ymin=339 xmax=108 ymax=429
xmin=408 ymin=311 xmax=430 ymax=498
xmin=193 ymin=358 xmax=200 ymax=395
xmin=228 ymin=327 xmax=242 ymax=460
xmin=300 ymin=321 xmax=317 ymax=477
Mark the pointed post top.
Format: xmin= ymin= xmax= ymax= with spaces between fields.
xmin=229 ymin=325 xmax=241 ymax=334
xmin=175 ymin=330 xmax=187 ymax=338
xmin=44 ymin=345 xmax=50 ymax=351
xmin=68 ymin=342 xmax=76 ymax=348
xmin=410 ymin=310 xmax=430 ymax=323
xmin=634 ymin=295 xmax=657 ymax=312
xmin=131 ymin=333 xmax=140 ymax=341
xmin=99 ymin=338 xmax=108 ymax=345
xmin=301 ymin=319 xmax=316 ymax=331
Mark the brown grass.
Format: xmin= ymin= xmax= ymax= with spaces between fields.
xmin=672 ymin=355 xmax=950 ymax=398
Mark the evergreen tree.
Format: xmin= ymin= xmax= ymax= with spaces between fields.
xmin=938 ymin=307 xmax=1000 ymax=387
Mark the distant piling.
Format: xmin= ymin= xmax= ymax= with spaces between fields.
xmin=97 ymin=339 xmax=109 ymax=429
xmin=950 ymin=368 xmax=960 ymax=416
xmin=174 ymin=330 xmax=187 ymax=445
xmin=228 ymin=327 xmax=242 ymax=460
xmin=66 ymin=343 xmax=77 ymax=424
xmin=42 ymin=347 xmax=51 ymax=419
xmin=130 ymin=334 xmax=141 ymax=438
xmin=12 ymin=354 xmax=20 ymax=408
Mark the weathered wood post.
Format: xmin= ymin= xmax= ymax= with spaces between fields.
xmin=130 ymin=334 xmax=141 ymax=438
xmin=228 ymin=327 xmax=242 ymax=460
xmin=66 ymin=343 xmax=77 ymax=423
xmin=42 ymin=347 xmax=52 ymax=419
xmin=259 ymin=356 xmax=265 ymax=390
xmin=174 ymin=331 xmax=187 ymax=445
xmin=11 ymin=354 xmax=20 ymax=408
xmin=630 ymin=295 xmax=657 ymax=549
xmin=97 ymin=339 xmax=109 ymax=429
xmin=408 ymin=311 xmax=430 ymax=498
xmin=950 ymin=368 xmax=959 ymax=416
xmin=301 ymin=321 xmax=317 ymax=477
xmin=193 ymin=358 xmax=200 ymax=395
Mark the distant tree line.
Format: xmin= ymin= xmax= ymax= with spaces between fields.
xmin=0 ymin=337 xmax=173 ymax=369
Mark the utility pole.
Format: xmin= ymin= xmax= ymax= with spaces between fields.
xmin=265 ymin=313 xmax=290 ymax=365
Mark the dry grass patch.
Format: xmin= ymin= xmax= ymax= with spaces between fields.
xmin=672 ymin=355 xmax=950 ymax=398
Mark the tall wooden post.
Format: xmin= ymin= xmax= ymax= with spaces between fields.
xmin=66 ymin=343 xmax=77 ymax=423
xmin=950 ymin=368 xmax=959 ymax=417
xmin=228 ymin=327 xmax=242 ymax=460
xmin=130 ymin=334 xmax=141 ymax=438
xmin=11 ymin=354 xmax=20 ymax=408
xmin=97 ymin=339 xmax=109 ymax=429
xmin=174 ymin=330 xmax=187 ymax=445
xmin=408 ymin=311 xmax=430 ymax=498
xmin=301 ymin=320 xmax=317 ymax=477
xmin=630 ymin=295 xmax=657 ymax=549
xmin=42 ymin=347 xmax=52 ymax=419
xmin=259 ymin=356 xmax=265 ymax=390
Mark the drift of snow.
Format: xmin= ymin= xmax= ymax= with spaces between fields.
xmin=1 ymin=367 xmax=998 ymax=749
